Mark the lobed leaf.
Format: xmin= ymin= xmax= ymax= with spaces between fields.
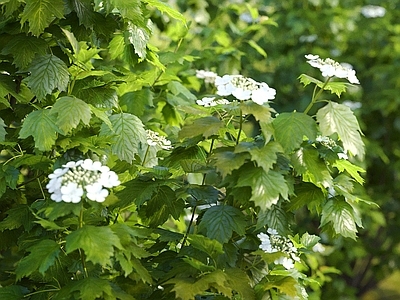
xmin=179 ymin=116 xmax=224 ymax=139
xmin=333 ymin=159 xmax=365 ymax=185
xmin=99 ymin=113 xmax=146 ymax=163
xmin=19 ymin=109 xmax=63 ymax=151
xmin=273 ymin=112 xmax=317 ymax=153
xmin=317 ymin=101 xmax=364 ymax=158
xmin=26 ymin=54 xmax=70 ymax=100
xmin=143 ymin=0 xmax=186 ymax=23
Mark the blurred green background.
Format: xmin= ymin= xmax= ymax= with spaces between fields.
xmin=152 ymin=0 xmax=400 ymax=298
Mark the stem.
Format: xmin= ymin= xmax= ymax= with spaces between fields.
xmin=180 ymin=139 xmax=215 ymax=251
xmin=79 ymin=202 xmax=89 ymax=278
xmin=303 ymin=77 xmax=331 ymax=115
xmin=236 ymin=109 xmax=243 ymax=145
xmin=142 ymin=145 xmax=151 ymax=166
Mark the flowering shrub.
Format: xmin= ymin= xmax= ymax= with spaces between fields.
xmin=0 ymin=1 xmax=375 ymax=299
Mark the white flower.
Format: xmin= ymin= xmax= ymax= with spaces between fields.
xmin=274 ymin=256 xmax=295 ymax=270
xmin=196 ymin=70 xmax=218 ymax=84
xmin=86 ymin=183 xmax=109 ymax=202
xmin=46 ymin=177 xmax=63 ymax=193
xmin=100 ymin=170 xmax=120 ymax=188
xmin=305 ymin=54 xmax=360 ymax=84
xmin=63 ymin=160 xmax=83 ymax=168
xmin=251 ymin=83 xmax=276 ymax=105
xmin=61 ymin=182 xmax=84 ymax=203
xmin=267 ymin=228 xmax=278 ymax=235
xmin=81 ymin=159 xmax=102 ymax=171
xmin=361 ymin=5 xmax=386 ymax=18
xmin=146 ymin=129 xmax=173 ymax=150
xmin=232 ymin=87 xmax=252 ymax=100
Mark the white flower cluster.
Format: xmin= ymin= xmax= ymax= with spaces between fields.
xmin=257 ymin=228 xmax=300 ymax=270
xmin=214 ymin=74 xmax=276 ymax=105
xmin=146 ymin=129 xmax=172 ymax=150
xmin=196 ymin=96 xmax=230 ymax=107
xmin=361 ymin=5 xmax=386 ymax=18
xmin=196 ymin=70 xmax=218 ymax=84
xmin=305 ymin=54 xmax=360 ymax=84
xmin=46 ymin=159 xmax=120 ymax=203
xmin=316 ymin=135 xmax=348 ymax=159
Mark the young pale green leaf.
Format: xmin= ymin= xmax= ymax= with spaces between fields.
xmin=142 ymin=0 xmax=186 ymax=23
xmin=321 ymin=198 xmax=358 ymax=240
xmin=61 ymin=27 xmax=80 ymax=54
xmin=248 ymin=40 xmax=267 ymax=57
xmin=273 ymin=112 xmax=317 ymax=153
xmin=300 ymin=232 xmax=321 ymax=250
xmin=298 ymin=74 xmax=347 ymax=97
xmin=126 ymin=23 xmax=149 ymax=59
xmin=108 ymin=34 xmax=125 ymax=60
xmin=237 ymin=167 xmax=289 ymax=211
xmin=26 ymin=54 xmax=70 ymax=100
xmin=168 ymin=81 xmax=197 ymax=102
xmin=292 ymin=146 xmax=333 ymax=188
xmin=256 ymin=276 xmax=299 ymax=298
xmin=198 ymin=205 xmax=246 ymax=244
xmin=65 ymin=225 xmax=123 ymax=265
xmin=51 ymin=96 xmax=91 ymax=134
xmin=19 ymin=109 xmax=63 ymax=151
xmin=179 ymin=116 xmax=224 ymax=139
xmin=15 ymin=239 xmax=61 ymax=280
xmin=1 ymin=34 xmax=48 ymax=69
xmin=167 ymin=277 xmax=207 ymax=300
xmin=225 ymin=268 xmax=255 ymax=300
xmin=210 ymin=150 xmax=250 ymax=177
xmin=20 ymin=0 xmax=64 ymax=36
xmin=0 ymin=118 xmax=6 ymax=142
xmin=298 ymin=74 xmax=323 ymax=87
xmin=333 ymin=159 xmax=365 ymax=184
xmin=187 ymin=234 xmax=224 ymax=260
xmin=317 ymin=102 xmax=364 ymax=158
xmin=99 ymin=113 xmax=146 ymax=163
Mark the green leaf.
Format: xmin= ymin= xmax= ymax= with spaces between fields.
xmin=317 ymin=102 xmax=364 ymax=158
xmin=248 ymin=141 xmax=283 ymax=172
xmin=108 ymin=34 xmax=125 ymax=60
xmin=237 ymin=167 xmax=289 ymax=211
xmin=1 ymin=34 xmax=48 ymax=69
xmin=142 ymin=0 xmax=186 ymax=23
xmin=126 ymin=23 xmax=150 ymax=59
xmin=145 ymin=185 xmax=184 ymax=227
xmin=179 ymin=116 xmax=224 ymax=139
xmin=256 ymin=276 xmax=298 ymax=298
xmin=187 ymin=234 xmax=224 ymax=259
xmin=224 ymin=268 xmax=255 ymax=300
xmin=0 ymin=118 xmax=6 ymax=142
xmin=248 ymin=40 xmax=267 ymax=57
xmin=273 ymin=112 xmax=317 ymax=153
xmin=19 ymin=109 xmax=63 ymax=151
xmin=333 ymin=159 xmax=365 ymax=185
xmin=66 ymin=225 xmax=123 ymax=265
xmin=321 ymin=198 xmax=358 ymax=240
xmin=0 ymin=205 xmax=34 ymax=232
xmin=298 ymin=74 xmax=348 ymax=97
xmin=68 ymin=0 xmax=98 ymax=28
xmin=120 ymin=88 xmax=154 ymax=116
xmin=61 ymin=27 xmax=80 ymax=54
xmin=288 ymin=183 xmax=326 ymax=213
xmin=116 ymin=178 xmax=159 ymax=208
xmin=300 ymin=232 xmax=320 ymax=250
xmin=291 ymin=146 xmax=333 ymax=188
xmin=211 ymin=149 xmax=250 ymax=177
xmin=108 ymin=0 xmax=143 ymax=22
xmin=99 ymin=113 xmax=146 ymax=163
xmin=167 ymin=81 xmax=197 ymax=102
xmin=198 ymin=205 xmax=246 ymax=243
xmin=20 ymin=0 xmax=64 ymax=36
xmin=16 ymin=239 xmax=60 ymax=280
xmin=26 ymin=54 xmax=70 ymax=100
xmin=51 ymin=96 xmax=91 ymax=134
xmin=0 ymin=286 xmax=28 ymax=300
xmin=60 ymin=277 xmax=113 ymax=300
xmin=167 ymin=277 xmax=205 ymax=300
xmin=240 ymin=100 xmax=274 ymax=123
xmin=256 ymin=205 xmax=289 ymax=235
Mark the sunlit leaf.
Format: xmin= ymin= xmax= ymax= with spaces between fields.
xmin=19 ymin=109 xmax=63 ymax=151
xmin=51 ymin=96 xmax=91 ymax=134
xmin=179 ymin=116 xmax=224 ymax=139
xmin=0 ymin=118 xmax=6 ymax=142
xmin=187 ymin=234 xmax=224 ymax=259
xmin=211 ymin=149 xmax=250 ymax=177
xmin=333 ymin=159 xmax=365 ymax=185
xmin=126 ymin=23 xmax=150 ymax=59
xmin=273 ymin=112 xmax=317 ymax=153
xmin=26 ymin=54 xmax=70 ymax=100
xmin=99 ymin=113 xmax=146 ymax=163
xmin=143 ymin=0 xmax=186 ymax=23
xmin=317 ymin=101 xmax=364 ymax=158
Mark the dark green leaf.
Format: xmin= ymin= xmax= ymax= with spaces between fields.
xmin=211 ymin=149 xmax=250 ymax=177
xmin=16 ymin=239 xmax=61 ymax=280
xmin=187 ymin=234 xmax=224 ymax=259
xmin=120 ymin=88 xmax=154 ymax=116
xmin=288 ymin=182 xmax=326 ymax=213
xmin=0 ymin=205 xmax=34 ymax=232
xmin=248 ymin=141 xmax=283 ymax=171
xmin=99 ymin=113 xmax=146 ymax=163
xmin=198 ymin=205 xmax=246 ymax=243
xmin=256 ymin=205 xmax=290 ymax=235
xmin=0 ymin=118 xmax=6 ymax=142
xmin=26 ymin=54 xmax=70 ymax=100
xmin=19 ymin=109 xmax=63 ymax=151
xmin=0 ymin=285 xmax=29 ymax=300
xmin=66 ymin=225 xmax=123 ymax=265
xmin=273 ymin=112 xmax=317 ymax=153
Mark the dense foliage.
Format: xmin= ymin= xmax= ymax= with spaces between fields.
xmin=0 ymin=0 xmax=396 ymax=299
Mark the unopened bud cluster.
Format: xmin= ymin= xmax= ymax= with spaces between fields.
xmin=257 ymin=228 xmax=300 ymax=270
xmin=46 ymin=159 xmax=120 ymax=203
